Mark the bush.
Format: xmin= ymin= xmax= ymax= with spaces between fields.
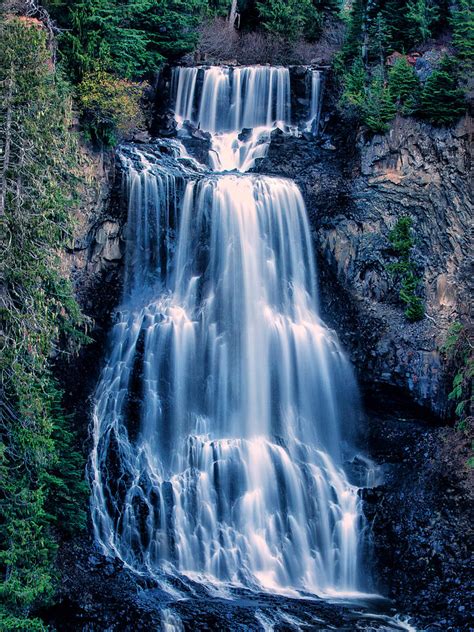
xmin=441 ymin=323 xmax=474 ymax=425
xmin=76 ymin=71 xmax=146 ymax=146
xmin=388 ymin=216 xmax=425 ymax=321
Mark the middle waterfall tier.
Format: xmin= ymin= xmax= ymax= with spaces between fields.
xmin=90 ymin=148 xmax=367 ymax=597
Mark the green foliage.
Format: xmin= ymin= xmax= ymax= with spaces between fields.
xmin=342 ymin=0 xmax=365 ymax=61
xmin=338 ymin=0 xmax=466 ymax=131
xmin=0 ymin=17 xmax=88 ymax=625
xmin=450 ymin=0 xmax=474 ymax=63
xmin=388 ymin=216 xmax=425 ymax=321
xmin=340 ymin=62 xmax=396 ymax=133
xmin=441 ymin=323 xmax=474 ymax=428
xmin=406 ymin=0 xmax=439 ymax=42
xmin=362 ymin=65 xmax=396 ymax=133
xmin=55 ymin=0 xmax=208 ymax=82
xmin=340 ymin=57 xmax=366 ymax=107
xmin=256 ymin=0 xmax=321 ymax=41
xmin=420 ymin=55 xmax=467 ymax=125
xmin=76 ymin=71 xmax=146 ymax=146
xmin=388 ymin=56 xmax=420 ymax=115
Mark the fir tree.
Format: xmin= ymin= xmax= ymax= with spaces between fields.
xmin=406 ymin=0 xmax=439 ymax=42
xmin=388 ymin=56 xmax=420 ymax=115
xmin=256 ymin=0 xmax=320 ymax=41
xmin=450 ymin=0 xmax=474 ymax=63
xmin=362 ymin=66 xmax=396 ymax=133
xmin=0 ymin=17 xmax=88 ymax=629
xmin=342 ymin=0 xmax=366 ymax=61
xmin=420 ymin=55 xmax=466 ymax=125
xmin=340 ymin=57 xmax=366 ymax=107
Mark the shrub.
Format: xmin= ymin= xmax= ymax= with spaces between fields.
xmin=388 ymin=216 xmax=425 ymax=321
xmin=441 ymin=323 xmax=474 ymax=425
xmin=76 ymin=71 xmax=146 ymax=146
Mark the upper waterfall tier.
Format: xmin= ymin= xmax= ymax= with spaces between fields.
xmin=168 ymin=65 xmax=322 ymax=171
xmin=172 ymin=65 xmax=292 ymax=134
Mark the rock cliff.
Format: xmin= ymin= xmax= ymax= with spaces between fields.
xmin=257 ymin=113 xmax=472 ymax=419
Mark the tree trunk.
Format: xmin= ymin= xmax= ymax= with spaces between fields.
xmin=228 ymin=0 xmax=238 ymax=29
xmin=0 ymin=66 xmax=14 ymax=217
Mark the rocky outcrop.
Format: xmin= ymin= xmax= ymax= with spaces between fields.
xmin=256 ymin=115 xmax=472 ymax=418
xmin=66 ymin=147 xmax=125 ymax=324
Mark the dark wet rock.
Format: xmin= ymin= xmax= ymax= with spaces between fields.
xmin=363 ymin=406 xmax=474 ymax=630
xmin=41 ymin=538 xmax=416 ymax=631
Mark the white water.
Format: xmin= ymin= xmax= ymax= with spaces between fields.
xmin=91 ymin=65 xmax=369 ymax=601
xmin=172 ymin=65 xmax=294 ymax=171
xmin=306 ymin=69 xmax=322 ymax=133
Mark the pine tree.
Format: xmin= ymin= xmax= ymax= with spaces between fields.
xmin=406 ymin=0 xmax=439 ymax=42
xmin=362 ymin=66 xmax=396 ymax=133
xmin=451 ymin=0 xmax=474 ymax=63
xmin=388 ymin=56 xmax=420 ymax=115
xmin=342 ymin=0 xmax=366 ymax=60
xmin=0 ymin=17 xmax=88 ymax=628
xmin=420 ymin=55 xmax=466 ymax=125
xmin=256 ymin=0 xmax=320 ymax=41
xmin=381 ymin=0 xmax=412 ymax=51
xmin=340 ymin=57 xmax=366 ymax=107
xmin=59 ymin=0 xmax=209 ymax=82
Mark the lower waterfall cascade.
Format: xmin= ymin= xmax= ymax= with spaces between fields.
xmin=90 ymin=65 xmax=376 ymax=605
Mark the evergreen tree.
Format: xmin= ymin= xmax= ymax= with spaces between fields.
xmin=340 ymin=57 xmax=366 ymax=107
xmin=381 ymin=0 xmax=412 ymax=51
xmin=388 ymin=216 xmax=425 ymax=321
xmin=406 ymin=0 xmax=439 ymax=42
xmin=388 ymin=56 xmax=420 ymax=114
xmin=342 ymin=0 xmax=366 ymax=60
xmin=368 ymin=12 xmax=390 ymax=65
xmin=59 ymin=0 xmax=208 ymax=82
xmin=256 ymin=0 xmax=320 ymax=41
xmin=362 ymin=66 xmax=396 ymax=132
xmin=0 ymin=17 xmax=88 ymax=629
xmin=420 ymin=55 xmax=466 ymax=125
xmin=451 ymin=0 xmax=474 ymax=63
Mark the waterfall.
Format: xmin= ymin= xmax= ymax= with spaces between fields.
xmin=91 ymin=66 xmax=369 ymax=601
xmin=306 ymin=69 xmax=322 ymax=134
xmin=172 ymin=65 xmax=293 ymax=171
xmin=172 ymin=66 xmax=291 ymax=132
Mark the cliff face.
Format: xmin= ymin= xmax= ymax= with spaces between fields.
xmin=257 ymin=115 xmax=472 ymax=418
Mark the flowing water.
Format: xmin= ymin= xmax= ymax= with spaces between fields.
xmin=171 ymin=65 xmax=319 ymax=171
xmin=88 ymin=64 xmax=413 ymax=629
